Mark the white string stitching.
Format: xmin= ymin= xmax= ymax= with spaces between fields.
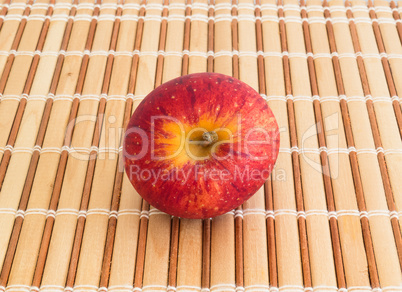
xmin=6 ymin=144 xmax=399 ymax=156
xmin=0 ymin=46 xmax=400 ymax=63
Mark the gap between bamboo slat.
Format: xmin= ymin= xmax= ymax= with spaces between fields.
xmin=0 ymin=0 xmax=27 ymax=84
xmin=97 ymin=7 xmax=138 ymax=286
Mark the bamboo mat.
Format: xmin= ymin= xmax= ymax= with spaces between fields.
xmin=0 ymin=0 xmax=401 ymax=291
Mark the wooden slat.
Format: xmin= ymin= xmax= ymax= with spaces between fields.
xmin=210 ymin=0 xmax=236 ymax=291
xmin=141 ymin=1 xmax=172 ymax=290
xmin=238 ymin=0 xmax=269 ymax=289
xmin=176 ymin=0 xmax=207 ymax=290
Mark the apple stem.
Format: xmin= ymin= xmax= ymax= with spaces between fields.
xmin=202 ymin=131 xmax=218 ymax=146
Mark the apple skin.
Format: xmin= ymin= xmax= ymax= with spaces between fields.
xmin=124 ymin=73 xmax=279 ymax=219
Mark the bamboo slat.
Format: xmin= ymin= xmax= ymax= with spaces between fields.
xmin=210 ymin=0 xmax=236 ymax=291
xmin=175 ymin=0 xmax=207 ymax=290
xmin=238 ymin=0 xmax=270 ymax=289
xmin=141 ymin=1 xmax=171 ymax=291
xmin=261 ymin=0 xmax=303 ymax=290
xmin=0 ymin=0 xmax=402 ymax=291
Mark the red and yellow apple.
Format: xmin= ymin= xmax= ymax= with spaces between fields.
xmin=124 ymin=73 xmax=279 ymax=219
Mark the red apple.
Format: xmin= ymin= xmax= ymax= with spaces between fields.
xmin=124 ymin=73 xmax=279 ymax=219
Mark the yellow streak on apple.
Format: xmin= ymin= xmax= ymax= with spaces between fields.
xmin=153 ymin=112 xmax=240 ymax=167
